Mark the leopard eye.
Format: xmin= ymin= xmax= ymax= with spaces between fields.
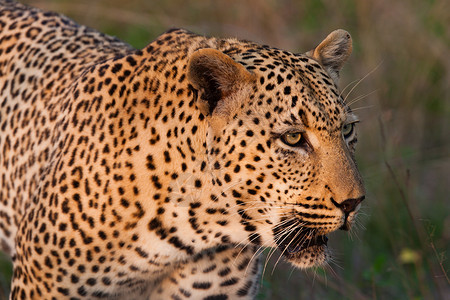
xmin=281 ymin=132 xmax=304 ymax=147
xmin=342 ymin=123 xmax=354 ymax=139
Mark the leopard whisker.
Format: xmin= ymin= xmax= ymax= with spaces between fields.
xmin=263 ymin=220 xmax=301 ymax=274
xmin=347 ymin=105 xmax=374 ymax=112
xmin=346 ymin=89 xmax=378 ymax=107
xmin=339 ymin=77 xmax=361 ymax=98
xmin=270 ymin=223 xmax=312 ymax=274
xmin=343 ymin=62 xmax=381 ymax=104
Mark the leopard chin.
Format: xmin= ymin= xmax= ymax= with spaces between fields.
xmin=282 ymin=241 xmax=330 ymax=269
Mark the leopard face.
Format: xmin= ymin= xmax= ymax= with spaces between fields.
xmin=186 ymin=33 xmax=365 ymax=269
xmin=0 ymin=1 xmax=365 ymax=298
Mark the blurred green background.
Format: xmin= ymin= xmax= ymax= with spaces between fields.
xmin=1 ymin=0 xmax=449 ymax=299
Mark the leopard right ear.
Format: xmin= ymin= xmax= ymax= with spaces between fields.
xmin=306 ymin=29 xmax=352 ymax=83
xmin=187 ymin=48 xmax=255 ymax=116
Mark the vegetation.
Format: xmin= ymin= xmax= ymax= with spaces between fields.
xmin=1 ymin=0 xmax=448 ymax=299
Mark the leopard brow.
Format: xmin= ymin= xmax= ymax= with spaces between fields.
xmin=279 ymin=113 xmax=309 ymax=129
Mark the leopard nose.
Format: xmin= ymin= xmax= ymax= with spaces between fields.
xmin=340 ymin=196 xmax=365 ymax=214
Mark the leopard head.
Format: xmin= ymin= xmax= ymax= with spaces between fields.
xmin=187 ymin=29 xmax=365 ymax=268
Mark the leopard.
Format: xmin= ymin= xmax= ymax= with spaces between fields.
xmin=0 ymin=0 xmax=365 ymax=299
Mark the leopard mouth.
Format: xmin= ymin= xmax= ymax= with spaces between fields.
xmin=276 ymin=227 xmax=328 ymax=257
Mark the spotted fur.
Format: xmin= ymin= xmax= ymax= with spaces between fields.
xmin=0 ymin=1 xmax=365 ymax=299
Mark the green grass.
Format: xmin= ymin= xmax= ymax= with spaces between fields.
xmin=2 ymin=0 xmax=449 ymax=299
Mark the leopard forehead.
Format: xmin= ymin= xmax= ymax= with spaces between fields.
xmin=236 ymin=51 xmax=348 ymax=131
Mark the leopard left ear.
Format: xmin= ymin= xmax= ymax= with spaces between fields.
xmin=306 ymin=29 xmax=352 ymax=83
xmin=187 ymin=48 xmax=254 ymax=116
